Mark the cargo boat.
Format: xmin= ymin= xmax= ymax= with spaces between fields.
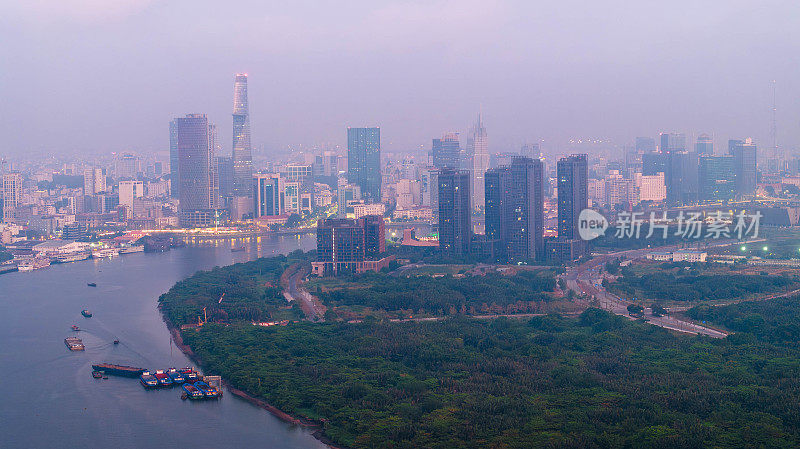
xmin=87 ymin=282 xmax=97 ymax=287
xmin=180 ymin=367 xmax=199 ymax=381
xmin=81 ymin=310 xmax=92 ymax=318
xmin=181 ymin=383 xmax=205 ymax=400
xmin=193 ymin=381 xmax=220 ymax=399
xmin=153 ymin=370 xmax=173 ymax=387
xmin=91 ymin=363 xmax=145 ymax=378
xmin=167 ymin=368 xmax=185 ymax=384
xmin=139 ymin=371 xmax=158 ymax=388
xmin=65 ymin=337 xmax=85 ymax=351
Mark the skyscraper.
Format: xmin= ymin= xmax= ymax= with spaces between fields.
xmin=666 ymin=151 xmax=699 ymax=204
xmin=174 ymin=113 xmax=222 ymax=227
xmin=729 ymin=138 xmax=757 ymax=195
xmin=169 ymin=120 xmax=179 ymax=198
xmin=362 ymin=214 xmax=386 ymax=257
xmin=347 ymin=127 xmax=381 ymax=202
xmin=437 ymin=168 xmax=471 ymax=256
xmin=468 ymin=112 xmax=489 ymax=210
xmin=1 ymin=172 xmax=22 ymax=223
xmin=699 ymin=155 xmax=735 ymax=202
xmin=431 ymin=132 xmax=460 ymax=169
xmin=660 ymin=132 xmax=686 ymax=152
xmin=485 ymin=156 xmax=544 ymax=262
xmin=232 ymin=73 xmax=253 ymax=198
xmin=635 ymin=137 xmax=656 ymax=153
xmin=557 ymin=155 xmax=588 ymax=240
xmin=695 ymin=133 xmax=714 ymax=155
xmin=253 ymin=173 xmax=284 ymax=217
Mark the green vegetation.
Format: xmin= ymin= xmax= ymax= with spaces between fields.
xmin=183 ymin=309 xmax=800 ymax=448
xmin=158 ymin=251 xmax=309 ymax=326
xmin=607 ymin=262 xmax=798 ymax=303
xmin=689 ymin=295 xmax=800 ymax=345
xmin=315 ymin=269 xmax=559 ymax=318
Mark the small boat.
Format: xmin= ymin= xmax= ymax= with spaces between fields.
xmin=153 ymin=370 xmax=173 ymax=387
xmin=139 ymin=371 xmax=158 ymax=388
xmin=92 ymin=371 xmax=103 ymax=379
xmin=193 ymin=381 xmax=220 ymax=399
xmin=71 ymin=325 xmax=80 ymax=331
xmin=167 ymin=368 xmax=185 ymax=384
xmin=92 ymin=363 xmax=145 ymax=377
xmin=181 ymin=383 xmax=205 ymax=400
xmin=230 ymin=246 xmax=246 ymax=252
xmin=87 ymin=282 xmax=97 ymax=287
xmin=81 ymin=310 xmax=92 ymax=318
xmin=113 ymin=339 xmax=120 ymax=345
xmin=65 ymin=337 xmax=85 ymax=351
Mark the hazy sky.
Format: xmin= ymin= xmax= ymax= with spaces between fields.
xmin=2 ymin=0 xmax=800 ymax=158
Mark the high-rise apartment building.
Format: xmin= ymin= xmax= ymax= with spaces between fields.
xmin=437 ymin=168 xmax=471 ymax=256
xmin=729 ymin=138 xmax=757 ymax=195
xmin=232 ymin=74 xmax=253 ymax=198
xmin=347 ymin=127 xmax=381 ymax=202
xmin=557 ymin=155 xmax=588 ymax=240
xmin=173 ymin=113 xmax=222 ymax=227
xmin=485 ymin=156 xmax=544 ymax=262
xmin=431 ymin=133 xmax=460 ymax=169
xmin=83 ymin=168 xmax=106 ymax=195
xmin=1 ymin=172 xmax=22 ymax=223
xmin=468 ymin=112 xmax=490 ymax=210
xmin=119 ymin=180 xmax=144 ymax=219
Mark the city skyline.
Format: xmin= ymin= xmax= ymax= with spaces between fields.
xmin=2 ymin=1 xmax=800 ymax=157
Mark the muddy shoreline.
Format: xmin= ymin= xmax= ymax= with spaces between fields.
xmin=166 ymin=322 xmax=347 ymax=449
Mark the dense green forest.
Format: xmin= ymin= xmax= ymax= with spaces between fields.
xmin=317 ymin=270 xmax=558 ymax=317
xmin=689 ymin=295 xmax=800 ymax=345
xmin=183 ymin=309 xmax=800 ymax=448
xmin=607 ymin=264 xmax=797 ymax=302
xmin=159 ymin=251 xmax=308 ymax=326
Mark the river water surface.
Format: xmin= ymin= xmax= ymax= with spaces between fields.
xmin=0 ymin=234 xmax=327 ymax=449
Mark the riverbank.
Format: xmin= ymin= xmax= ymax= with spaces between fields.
xmin=166 ymin=319 xmax=346 ymax=449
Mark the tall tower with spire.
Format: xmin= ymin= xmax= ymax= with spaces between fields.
xmin=469 ymin=110 xmax=490 ymax=210
xmin=232 ymin=73 xmax=253 ymax=199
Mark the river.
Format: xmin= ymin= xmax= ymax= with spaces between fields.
xmin=0 ymin=233 xmax=328 ymax=449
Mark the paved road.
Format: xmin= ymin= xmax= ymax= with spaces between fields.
xmin=284 ymin=263 xmax=326 ymax=321
xmin=562 ymin=244 xmax=737 ymax=338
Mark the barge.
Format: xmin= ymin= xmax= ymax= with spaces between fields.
xmin=91 ymin=363 xmax=145 ymax=377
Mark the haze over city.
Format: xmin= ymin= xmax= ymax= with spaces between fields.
xmin=3 ymin=0 xmax=800 ymax=157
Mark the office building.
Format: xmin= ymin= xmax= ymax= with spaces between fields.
xmin=362 ymin=214 xmax=385 ymax=257
xmin=253 ymin=173 xmax=284 ymax=217
xmin=437 ymin=168 xmax=471 ymax=256
xmin=83 ymin=168 xmax=106 ymax=195
xmin=217 ymin=156 xmax=234 ymax=199
xmin=666 ymin=151 xmax=698 ymax=204
xmin=347 ymin=127 xmax=381 ymax=202
xmin=642 ymin=152 xmax=669 ymax=176
xmin=431 ymin=132 xmax=460 ymax=169
xmin=232 ymin=73 xmax=253 ymax=198
xmin=729 ymin=138 xmax=757 ymax=195
xmin=115 ymin=154 xmax=139 ymax=179
xmin=634 ymin=172 xmax=666 ymax=202
xmin=660 ymin=132 xmax=686 ymax=152
xmin=468 ymin=112 xmax=490 ymax=210
xmin=173 ymin=113 xmax=222 ymax=227
xmin=484 ymin=156 xmax=544 ymax=262
xmin=699 ymin=155 xmax=735 ymax=202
